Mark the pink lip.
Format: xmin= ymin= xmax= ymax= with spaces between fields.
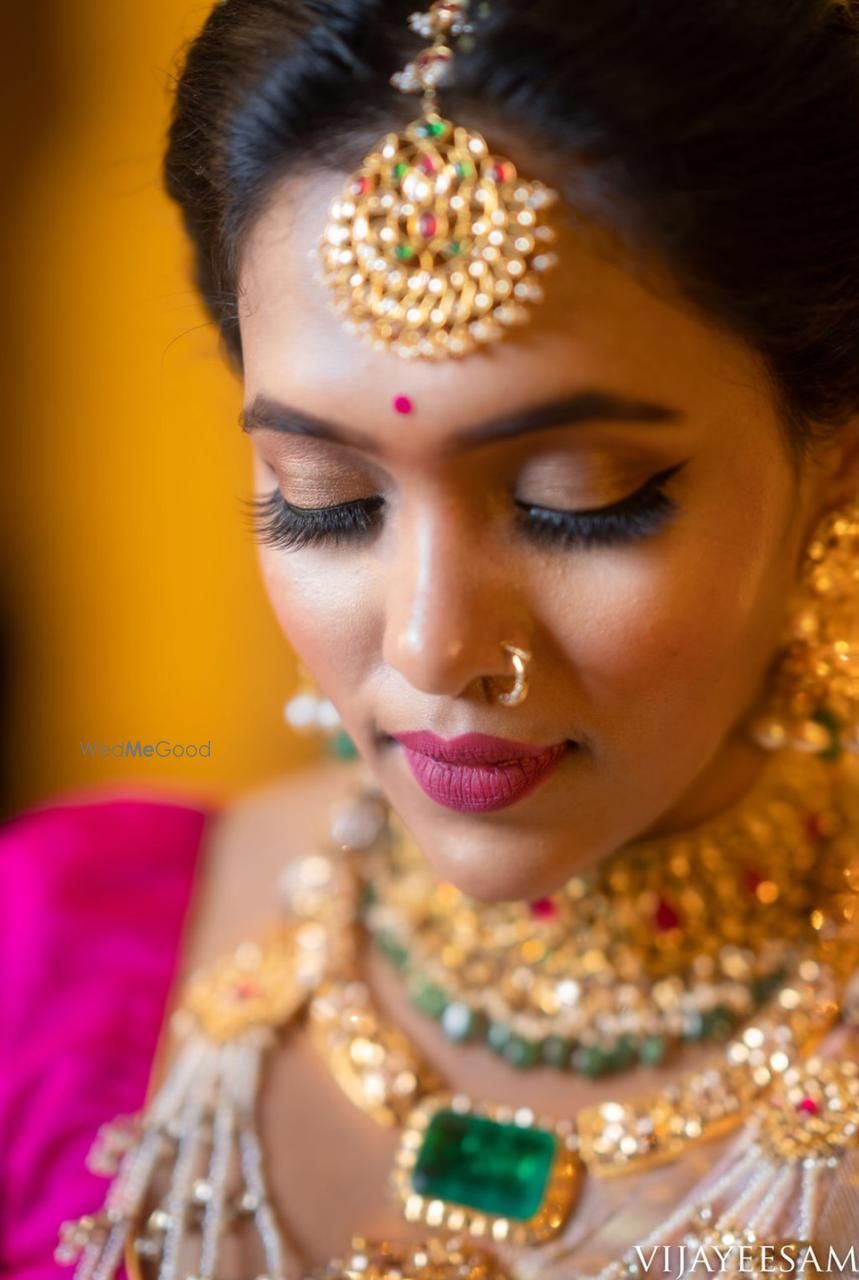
xmin=391 ymin=731 xmax=570 ymax=814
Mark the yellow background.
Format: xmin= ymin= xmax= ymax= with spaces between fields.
xmin=3 ymin=2 xmax=311 ymax=814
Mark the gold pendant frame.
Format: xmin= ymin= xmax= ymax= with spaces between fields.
xmin=392 ymin=1093 xmax=583 ymax=1245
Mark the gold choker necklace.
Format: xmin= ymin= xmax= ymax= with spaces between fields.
xmin=364 ymin=751 xmax=842 ymax=1077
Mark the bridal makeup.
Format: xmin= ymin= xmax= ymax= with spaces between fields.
xmin=237 ymin=170 xmax=841 ymax=901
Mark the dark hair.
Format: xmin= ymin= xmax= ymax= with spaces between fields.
xmin=164 ymin=0 xmax=859 ymax=449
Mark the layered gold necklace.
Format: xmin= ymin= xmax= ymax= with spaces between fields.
xmin=363 ymin=751 xmax=839 ymax=1076
xmin=56 ymin=751 xmax=859 ymax=1280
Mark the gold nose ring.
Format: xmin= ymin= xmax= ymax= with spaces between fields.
xmin=492 ymin=642 xmax=532 ymax=707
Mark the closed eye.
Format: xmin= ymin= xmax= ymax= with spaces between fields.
xmin=247 ymin=462 xmax=685 ymax=552
xmin=515 ymin=462 xmax=685 ymax=548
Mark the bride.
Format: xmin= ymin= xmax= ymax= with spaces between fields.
xmin=4 ymin=1 xmax=859 ymax=1277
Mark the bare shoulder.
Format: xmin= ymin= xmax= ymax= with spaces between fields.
xmin=178 ymin=757 xmax=366 ymax=983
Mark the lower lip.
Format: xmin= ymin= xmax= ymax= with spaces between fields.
xmin=398 ymin=742 xmax=570 ymax=813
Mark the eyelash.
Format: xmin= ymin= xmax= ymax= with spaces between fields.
xmin=515 ymin=463 xmax=684 ymax=548
xmin=249 ymin=464 xmax=683 ymax=553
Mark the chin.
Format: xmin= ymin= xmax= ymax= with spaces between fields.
xmin=401 ymin=819 xmax=596 ymax=904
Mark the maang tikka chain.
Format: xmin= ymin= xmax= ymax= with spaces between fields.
xmin=319 ymin=0 xmax=559 ymax=360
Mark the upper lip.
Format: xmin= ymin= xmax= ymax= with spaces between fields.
xmin=390 ymin=730 xmax=568 ymax=766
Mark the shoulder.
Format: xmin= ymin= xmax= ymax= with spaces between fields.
xmin=173 ymin=757 xmax=366 ymax=982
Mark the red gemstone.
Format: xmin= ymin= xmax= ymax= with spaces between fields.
xmin=744 ymin=867 xmax=764 ymax=894
xmin=797 ymin=1097 xmax=820 ymax=1115
xmin=418 ymin=212 xmax=439 ymax=238
xmin=653 ymin=897 xmax=682 ymax=931
xmin=418 ymin=154 xmax=437 ymax=176
xmin=529 ymin=896 xmax=559 ymax=921
xmin=417 ymin=47 xmax=452 ymax=69
xmin=351 ymin=176 xmax=372 ymax=197
xmin=491 ymin=161 xmax=512 ymax=183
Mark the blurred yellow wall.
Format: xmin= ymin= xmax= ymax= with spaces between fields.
xmin=3 ymin=1 xmax=313 ymax=813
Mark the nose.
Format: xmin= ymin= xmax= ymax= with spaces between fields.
xmin=382 ymin=499 xmax=526 ymax=697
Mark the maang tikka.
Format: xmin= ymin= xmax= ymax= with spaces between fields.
xmin=319 ymin=0 xmax=559 ymax=360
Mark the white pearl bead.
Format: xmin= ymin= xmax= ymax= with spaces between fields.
xmin=330 ymin=796 xmax=387 ymax=850
xmin=284 ymin=694 xmax=319 ymax=729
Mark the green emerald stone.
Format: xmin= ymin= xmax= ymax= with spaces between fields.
xmin=412 ymin=1109 xmax=557 ymax=1220
xmin=604 ymin=1035 xmax=635 ymax=1073
xmin=541 ymin=1035 xmax=572 ymax=1069
xmin=683 ymin=1010 xmax=707 ymax=1041
xmin=396 ymin=244 xmax=415 ymax=261
xmin=812 ymin=707 xmax=842 ymax=761
xmin=394 ymin=162 xmax=409 ymax=179
xmin=640 ymin=1034 xmax=667 ymax=1066
xmin=753 ymin=970 xmax=786 ymax=1003
xmin=486 ymin=1021 xmax=512 ymax=1055
xmin=503 ymin=1035 xmax=540 ymax=1071
xmin=571 ymin=1044 xmax=608 ymax=1078
xmin=375 ymin=928 xmax=409 ymax=972
xmin=701 ymin=1008 xmax=734 ymax=1040
xmin=417 ymin=120 xmax=446 ymax=139
xmin=326 ymin=729 xmax=358 ymax=760
xmin=360 ymin=881 xmax=378 ymax=911
xmin=409 ymin=977 xmax=448 ymax=1019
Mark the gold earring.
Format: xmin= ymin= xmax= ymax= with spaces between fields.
xmin=749 ymin=497 xmax=859 ymax=757
xmin=489 ymin=642 xmax=532 ymax=707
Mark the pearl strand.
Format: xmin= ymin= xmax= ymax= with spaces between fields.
xmin=234 ymin=1036 xmax=296 ymax=1280
xmin=157 ymin=1051 xmax=221 ymax=1280
xmin=745 ymin=1164 xmax=797 ymax=1236
xmin=796 ymin=1161 xmax=823 ymax=1242
xmin=197 ymin=1046 xmax=239 ymax=1280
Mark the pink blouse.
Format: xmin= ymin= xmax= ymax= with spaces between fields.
xmin=0 ymin=790 xmax=211 ymax=1279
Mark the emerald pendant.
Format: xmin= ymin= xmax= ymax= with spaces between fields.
xmin=392 ymin=1095 xmax=583 ymax=1244
xmin=412 ymin=1109 xmax=555 ymax=1219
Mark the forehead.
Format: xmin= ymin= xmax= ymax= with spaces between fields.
xmin=237 ymin=170 xmax=766 ymax=441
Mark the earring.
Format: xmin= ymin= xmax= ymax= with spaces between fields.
xmin=749 ymin=498 xmax=859 ymax=757
xmin=488 ymin=642 xmax=532 ymax=707
xmin=284 ymin=664 xmax=359 ymax=760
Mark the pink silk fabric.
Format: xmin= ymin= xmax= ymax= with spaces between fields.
xmin=0 ymin=790 xmax=211 ymax=1280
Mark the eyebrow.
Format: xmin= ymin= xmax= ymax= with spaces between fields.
xmin=240 ymin=389 xmax=684 ymax=453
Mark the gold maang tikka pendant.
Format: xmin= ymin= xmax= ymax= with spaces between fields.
xmin=319 ymin=0 xmax=559 ymax=360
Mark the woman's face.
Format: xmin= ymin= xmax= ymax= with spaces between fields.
xmin=237 ymin=169 xmax=849 ymax=901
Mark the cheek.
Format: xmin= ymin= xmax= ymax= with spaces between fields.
xmin=258 ymin=544 xmax=377 ymax=684
xmin=544 ymin=524 xmax=789 ymax=727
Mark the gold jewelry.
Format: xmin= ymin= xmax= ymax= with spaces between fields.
xmin=57 ymin=756 xmax=859 ymax=1279
xmin=284 ymin=662 xmax=359 ymax=761
xmin=750 ymin=498 xmax=859 ymax=757
xmin=318 ymin=1 xmax=558 ymax=361
xmin=365 ymin=751 xmax=844 ymax=1074
xmin=489 ymin=641 xmax=531 ymax=706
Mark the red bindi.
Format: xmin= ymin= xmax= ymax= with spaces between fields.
xmin=393 ymin=395 xmax=414 ymax=415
